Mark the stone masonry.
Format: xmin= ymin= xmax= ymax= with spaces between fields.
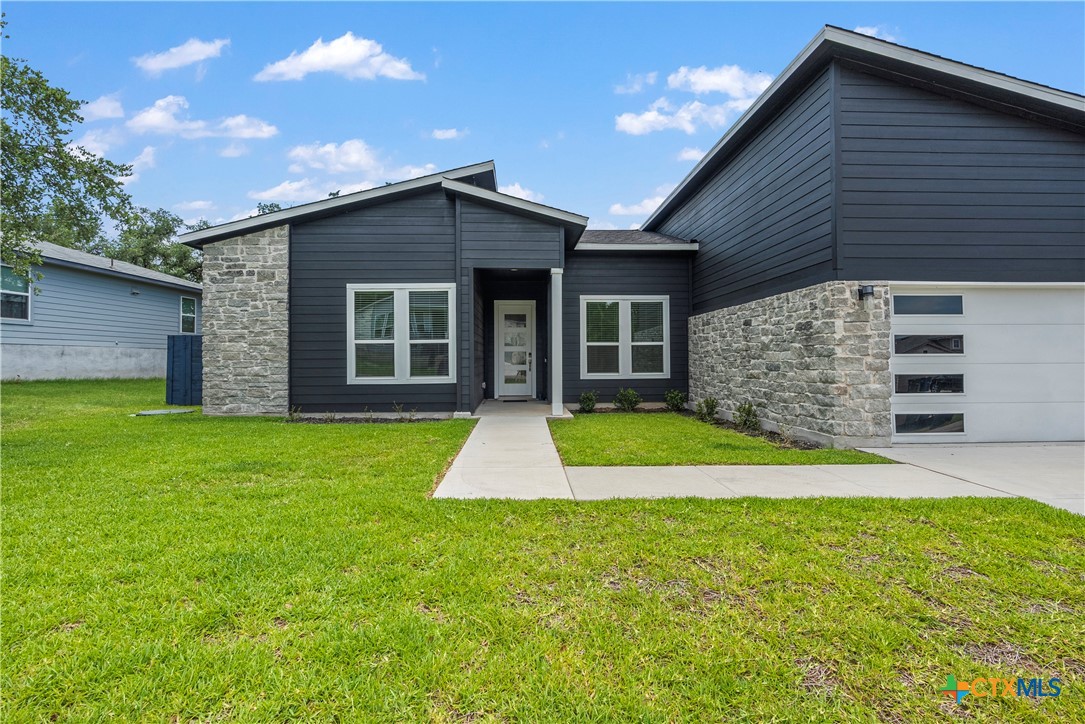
xmin=688 ymin=280 xmax=891 ymax=448
xmin=201 ymin=225 xmax=289 ymax=415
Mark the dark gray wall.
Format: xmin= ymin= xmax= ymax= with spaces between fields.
xmin=836 ymin=63 xmax=1085 ymax=281
xmin=483 ymin=277 xmax=549 ymax=402
xmin=460 ymin=200 xmax=562 ymax=269
xmin=562 ymin=252 xmax=690 ymax=403
xmin=290 ymin=190 xmax=458 ymax=412
xmin=654 ymin=67 xmax=835 ymax=315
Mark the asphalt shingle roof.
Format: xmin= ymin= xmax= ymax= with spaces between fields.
xmin=578 ymin=230 xmax=691 ymax=245
xmin=35 ymin=241 xmax=202 ymax=291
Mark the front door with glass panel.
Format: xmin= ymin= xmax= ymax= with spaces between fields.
xmin=495 ymin=301 xmax=535 ymax=398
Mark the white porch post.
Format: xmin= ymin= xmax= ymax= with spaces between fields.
xmin=550 ymin=268 xmax=564 ymax=416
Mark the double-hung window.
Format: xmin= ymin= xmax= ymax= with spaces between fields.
xmin=180 ymin=297 xmax=197 ymax=333
xmin=347 ymin=283 xmax=456 ymax=384
xmin=580 ymin=296 xmax=669 ymax=378
xmin=1 ymin=266 xmax=31 ymax=321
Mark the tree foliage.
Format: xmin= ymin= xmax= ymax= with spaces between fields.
xmin=112 ymin=207 xmax=204 ymax=283
xmin=1 ymin=15 xmax=132 ymax=279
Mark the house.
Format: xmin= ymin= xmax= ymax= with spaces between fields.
xmin=1 ymin=241 xmax=202 ymax=380
xmin=180 ymin=27 xmax=1084 ymax=447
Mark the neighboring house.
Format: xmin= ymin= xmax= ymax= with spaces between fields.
xmin=0 ymin=241 xmax=202 ymax=380
xmin=181 ymin=27 xmax=1084 ymax=447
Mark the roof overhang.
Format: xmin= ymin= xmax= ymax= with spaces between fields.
xmin=180 ymin=161 xmax=497 ymax=248
xmin=644 ymin=25 xmax=1085 ymax=231
xmin=441 ymin=178 xmax=589 ymax=246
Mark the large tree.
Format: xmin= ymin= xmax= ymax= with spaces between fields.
xmin=112 ymin=207 xmax=203 ymax=283
xmin=1 ymin=15 xmax=132 ymax=279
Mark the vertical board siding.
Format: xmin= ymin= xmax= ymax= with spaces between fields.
xmin=562 ymin=252 xmax=690 ymax=403
xmin=483 ymin=278 xmax=549 ymax=402
xmin=655 ymin=68 xmax=835 ymax=314
xmin=0 ymin=263 xmax=201 ymax=347
xmin=837 ymin=64 xmax=1085 ymax=281
xmin=166 ymin=334 xmax=203 ymax=405
xmin=460 ymin=200 xmax=562 ymax=268
xmin=289 ymin=190 xmax=458 ymax=411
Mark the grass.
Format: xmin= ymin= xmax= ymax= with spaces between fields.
xmin=549 ymin=411 xmax=891 ymax=466
xmin=2 ymin=379 xmax=1084 ymax=721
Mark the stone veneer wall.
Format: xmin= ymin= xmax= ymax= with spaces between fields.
xmin=688 ymin=280 xmax=891 ymax=448
xmin=201 ymin=225 xmax=289 ymax=415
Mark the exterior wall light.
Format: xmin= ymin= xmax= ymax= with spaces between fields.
xmin=857 ymin=284 xmax=875 ymax=301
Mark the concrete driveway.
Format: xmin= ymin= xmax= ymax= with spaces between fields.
xmin=860 ymin=444 xmax=1084 ymax=515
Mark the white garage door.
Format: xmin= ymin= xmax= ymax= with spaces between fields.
xmin=889 ymin=284 xmax=1085 ymax=443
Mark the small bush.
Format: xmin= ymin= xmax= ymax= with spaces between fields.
xmin=695 ymin=397 xmax=719 ymax=423
xmin=578 ymin=390 xmax=598 ymax=413
xmin=613 ymin=388 xmax=642 ymax=412
xmin=734 ymin=401 xmax=760 ymax=431
xmin=664 ymin=389 xmax=688 ymax=413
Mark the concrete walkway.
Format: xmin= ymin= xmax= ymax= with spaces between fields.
xmin=432 ymin=409 xmax=1083 ymax=514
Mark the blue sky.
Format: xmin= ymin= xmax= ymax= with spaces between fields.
xmin=7 ymin=2 xmax=1084 ymax=230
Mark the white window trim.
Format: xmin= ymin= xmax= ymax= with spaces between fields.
xmin=1 ymin=264 xmax=32 ymax=324
xmin=346 ymin=283 xmax=456 ymax=385
xmin=179 ymin=296 xmax=197 ymax=334
xmin=580 ymin=295 xmax=670 ymax=380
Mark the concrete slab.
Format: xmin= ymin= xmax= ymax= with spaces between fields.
xmin=707 ymin=469 xmax=877 ymax=498
xmin=566 ymin=466 xmax=735 ymax=500
xmin=433 ymin=466 xmax=573 ymax=499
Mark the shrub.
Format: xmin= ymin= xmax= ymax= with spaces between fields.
xmin=578 ymin=390 xmax=598 ymax=413
xmin=664 ymin=389 xmax=688 ymax=413
xmin=613 ymin=388 xmax=642 ymax=412
xmin=734 ymin=401 xmax=760 ymax=431
xmin=695 ymin=397 xmax=719 ymax=423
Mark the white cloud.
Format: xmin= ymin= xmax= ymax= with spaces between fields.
xmin=615 ymin=97 xmax=751 ymax=135
xmin=666 ymin=64 xmax=773 ymax=97
xmin=229 ymin=208 xmax=261 ymax=222
xmin=219 ymin=142 xmax=249 ymax=158
xmin=609 ymin=185 xmax=674 ymax=216
xmin=121 ymin=145 xmax=157 ymax=185
xmin=287 ymin=139 xmax=383 ymax=174
xmin=677 ymin=147 xmax=704 ymax=161
xmin=614 ymin=71 xmax=658 ymax=94
xmin=853 ymin=25 xmax=899 ymax=43
xmin=587 ymin=221 xmax=618 ymax=230
xmin=248 ymin=178 xmax=321 ymax=202
xmin=127 ymin=96 xmax=277 ymax=139
xmin=175 ymin=200 xmax=215 ymax=212
xmin=431 ymin=128 xmax=467 ymax=140
xmin=82 ymin=94 xmax=124 ymax=121
xmin=628 ymin=223 xmax=641 ymax=230
xmin=70 ymin=127 xmax=123 ymax=157
xmin=134 ymin=38 xmax=230 ymax=76
xmin=254 ymin=32 xmax=424 ymax=82
xmin=498 ymin=183 xmax=543 ymax=203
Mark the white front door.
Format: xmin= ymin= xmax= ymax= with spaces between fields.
xmin=496 ymin=301 xmax=535 ymax=398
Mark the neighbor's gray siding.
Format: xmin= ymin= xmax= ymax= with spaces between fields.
xmin=562 ymin=252 xmax=690 ymax=403
xmin=289 ymin=190 xmax=458 ymax=412
xmin=836 ymin=64 xmax=1085 ymax=281
xmin=459 ymin=200 xmax=562 ymax=269
xmin=655 ymin=67 xmax=835 ymax=315
xmin=0 ymin=262 xmax=200 ymax=347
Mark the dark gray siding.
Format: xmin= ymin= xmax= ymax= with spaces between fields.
xmin=562 ymin=252 xmax=690 ymax=403
xmin=483 ymin=278 xmax=548 ymax=402
xmin=837 ymin=64 xmax=1085 ymax=281
xmin=460 ymin=200 xmax=563 ymax=269
xmin=289 ymin=190 xmax=458 ymax=412
xmin=470 ymin=269 xmax=485 ymax=411
xmin=655 ymin=67 xmax=835 ymax=314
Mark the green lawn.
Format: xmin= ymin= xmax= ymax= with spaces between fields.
xmin=549 ymin=412 xmax=891 ymax=466
xmin=3 ymin=380 xmax=1084 ymax=721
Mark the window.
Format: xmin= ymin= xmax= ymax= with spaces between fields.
xmin=347 ymin=284 xmax=455 ymax=384
xmin=894 ymin=334 xmax=964 ymax=355
xmin=893 ymin=295 xmax=963 ymax=315
xmin=580 ymin=296 xmax=669 ymax=378
xmin=895 ymin=413 xmax=965 ymax=434
xmin=1 ymin=266 xmax=30 ymax=321
xmin=180 ymin=297 xmax=197 ymax=334
xmin=894 ymin=374 xmax=964 ymax=394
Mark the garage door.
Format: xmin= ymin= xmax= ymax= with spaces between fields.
xmin=889 ymin=285 xmax=1085 ymax=443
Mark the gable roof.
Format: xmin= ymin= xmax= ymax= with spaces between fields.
xmin=644 ymin=25 xmax=1085 ymax=232
xmin=180 ymin=161 xmax=498 ymax=248
xmin=440 ymin=178 xmax=588 ymax=246
xmin=35 ymin=241 xmax=202 ymax=292
xmin=575 ymin=230 xmax=697 ymax=252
